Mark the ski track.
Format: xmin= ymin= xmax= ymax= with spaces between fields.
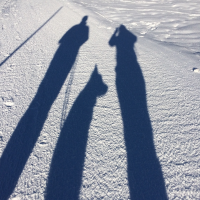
xmin=0 ymin=0 xmax=200 ymax=199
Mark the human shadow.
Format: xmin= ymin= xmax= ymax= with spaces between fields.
xmin=109 ymin=25 xmax=168 ymax=200
xmin=45 ymin=66 xmax=107 ymax=200
xmin=0 ymin=16 xmax=89 ymax=200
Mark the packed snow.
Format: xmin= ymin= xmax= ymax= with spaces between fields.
xmin=0 ymin=0 xmax=200 ymax=199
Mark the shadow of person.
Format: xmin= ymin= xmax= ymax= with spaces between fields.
xmin=45 ymin=66 xmax=108 ymax=200
xmin=0 ymin=16 xmax=89 ymax=200
xmin=109 ymin=25 xmax=168 ymax=200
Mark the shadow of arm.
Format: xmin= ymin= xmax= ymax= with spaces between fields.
xmin=109 ymin=28 xmax=119 ymax=46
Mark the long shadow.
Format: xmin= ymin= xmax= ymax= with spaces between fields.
xmin=0 ymin=16 xmax=89 ymax=200
xmin=109 ymin=25 xmax=168 ymax=200
xmin=45 ymin=66 xmax=107 ymax=200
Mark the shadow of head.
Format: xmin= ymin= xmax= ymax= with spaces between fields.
xmin=58 ymin=16 xmax=89 ymax=46
xmin=88 ymin=65 xmax=108 ymax=97
xmin=109 ymin=24 xmax=137 ymax=47
xmin=80 ymin=16 xmax=88 ymax=25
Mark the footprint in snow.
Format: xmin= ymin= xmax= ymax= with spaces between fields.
xmin=3 ymin=101 xmax=15 ymax=107
xmin=2 ymin=97 xmax=15 ymax=107
xmin=38 ymin=133 xmax=48 ymax=147
xmin=193 ymin=68 xmax=200 ymax=73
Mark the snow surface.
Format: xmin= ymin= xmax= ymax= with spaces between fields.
xmin=0 ymin=0 xmax=200 ymax=199
xmin=72 ymin=0 xmax=200 ymax=60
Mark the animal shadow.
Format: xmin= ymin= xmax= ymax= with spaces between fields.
xmin=109 ymin=25 xmax=168 ymax=200
xmin=45 ymin=66 xmax=108 ymax=200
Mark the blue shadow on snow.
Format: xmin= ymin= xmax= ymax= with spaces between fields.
xmin=109 ymin=25 xmax=168 ymax=200
xmin=0 ymin=16 xmax=89 ymax=200
xmin=45 ymin=66 xmax=108 ymax=199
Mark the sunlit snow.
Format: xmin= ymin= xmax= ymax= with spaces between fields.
xmin=0 ymin=0 xmax=200 ymax=199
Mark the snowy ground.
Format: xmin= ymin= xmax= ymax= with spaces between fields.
xmin=0 ymin=0 xmax=200 ymax=199
xmin=73 ymin=0 xmax=200 ymax=60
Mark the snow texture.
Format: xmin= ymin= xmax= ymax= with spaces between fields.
xmin=0 ymin=0 xmax=200 ymax=199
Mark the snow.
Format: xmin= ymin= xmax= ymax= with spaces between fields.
xmin=0 ymin=0 xmax=200 ymax=199
xmin=72 ymin=0 xmax=200 ymax=60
